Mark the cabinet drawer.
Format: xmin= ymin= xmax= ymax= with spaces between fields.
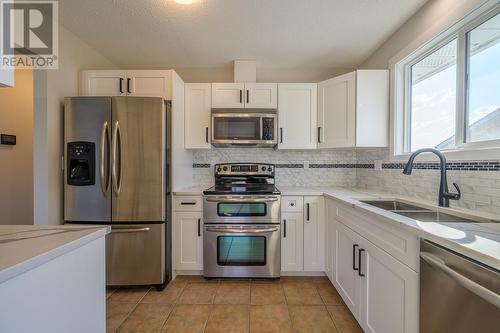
xmin=281 ymin=196 xmax=304 ymax=212
xmin=174 ymin=196 xmax=203 ymax=211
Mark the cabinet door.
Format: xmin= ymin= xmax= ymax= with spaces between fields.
xmin=126 ymin=70 xmax=172 ymax=99
xmin=245 ymin=83 xmax=277 ymax=109
xmin=80 ymin=70 xmax=127 ymax=96
xmin=281 ymin=212 xmax=304 ymax=272
xmin=173 ymin=211 xmax=203 ymax=270
xmin=278 ymin=83 xmax=317 ymax=149
xmin=359 ymin=237 xmax=418 ymax=333
xmin=185 ymin=83 xmax=211 ymax=149
xmin=356 ymin=70 xmax=389 ymax=147
xmin=317 ymin=71 xmax=355 ymax=148
xmin=332 ymin=221 xmax=362 ymax=319
xmin=303 ymin=196 xmax=325 ymax=271
xmin=211 ymin=83 xmax=245 ymax=108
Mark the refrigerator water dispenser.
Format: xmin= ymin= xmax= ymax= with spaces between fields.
xmin=67 ymin=141 xmax=95 ymax=186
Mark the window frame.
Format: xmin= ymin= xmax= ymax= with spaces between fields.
xmin=392 ymin=2 xmax=500 ymax=160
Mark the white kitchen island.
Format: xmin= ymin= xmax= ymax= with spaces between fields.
xmin=0 ymin=225 xmax=109 ymax=333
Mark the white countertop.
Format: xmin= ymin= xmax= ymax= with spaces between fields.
xmin=173 ymin=185 xmax=208 ymax=195
xmin=0 ymin=225 xmax=109 ymax=284
xmin=175 ymin=184 xmax=500 ymax=270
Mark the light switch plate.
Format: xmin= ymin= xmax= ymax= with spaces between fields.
xmin=374 ymin=160 xmax=383 ymax=171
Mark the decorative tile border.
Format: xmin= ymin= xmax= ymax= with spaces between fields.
xmin=194 ymin=161 xmax=500 ymax=171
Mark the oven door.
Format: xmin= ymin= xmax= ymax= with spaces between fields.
xmin=204 ymin=195 xmax=281 ymax=224
xmin=203 ymin=224 xmax=280 ymax=278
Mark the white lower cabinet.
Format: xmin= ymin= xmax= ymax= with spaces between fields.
xmin=303 ymin=196 xmax=325 ymax=271
xmin=327 ymin=197 xmax=418 ymax=333
xmin=173 ymin=196 xmax=203 ymax=272
xmin=281 ymin=211 xmax=304 ymax=272
xmin=281 ymin=195 xmax=325 ymax=273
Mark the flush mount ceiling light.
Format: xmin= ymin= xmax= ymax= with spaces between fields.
xmin=173 ymin=0 xmax=197 ymax=4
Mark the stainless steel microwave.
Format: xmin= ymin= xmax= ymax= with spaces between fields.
xmin=211 ymin=109 xmax=277 ymax=147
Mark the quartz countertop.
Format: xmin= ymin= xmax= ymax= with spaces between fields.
xmin=0 ymin=225 xmax=110 ymax=284
xmin=173 ymin=185 xmax=209 ymax=195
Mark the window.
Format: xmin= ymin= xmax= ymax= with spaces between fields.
xmin=399 ymin=5 xmax=500 ymax=154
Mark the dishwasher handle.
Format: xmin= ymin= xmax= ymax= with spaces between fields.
xmin=421 ymin=252 xmax=500 ymax=309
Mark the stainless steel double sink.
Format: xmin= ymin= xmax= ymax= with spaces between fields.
xmin=358 ymin=200 xmax=497 ymax=223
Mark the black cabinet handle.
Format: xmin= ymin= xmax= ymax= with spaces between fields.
xmin=197 ymin=218 xmax=201 ymax=237
xmin=127 ymin=78 xmax=132 ymax=94
xmin=317 ymin=127 xmax=321 ymax=143
xmin=283 ymin=220 xmax=287 ymax=238
xmin=239 ymin=90 xmax=243 ymax=103
xmin=306 ymin=203 xmax=310 ymax=221
xmin=358 ymin=249 xmax=365 ymax=277
xmin=205 ymin=127 xmax=209 ymax=143
xmin=352 ymin=244 xmax=359 ymax=270
xmin=180 ymin=202 xmax=197 ymax=205
xmin=280 ymin=128 xmax=283 ymax=143
xmin=246 ymin=90 xmax=249 ymax=103
xmin=119 ymin=78 xmax=124 ymax=94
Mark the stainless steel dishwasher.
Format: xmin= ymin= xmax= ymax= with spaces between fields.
xmin=420 ymin=240 xmax=500 ymax=332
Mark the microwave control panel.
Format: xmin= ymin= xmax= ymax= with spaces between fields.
xmin=262 ymin=118 xmax=275 ymax=141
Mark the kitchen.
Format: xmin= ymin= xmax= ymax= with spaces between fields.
xmin=0 ymin=0 xmax=499 ymax=332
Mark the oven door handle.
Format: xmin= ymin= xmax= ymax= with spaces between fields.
xmin=205 ymin=227 xmax=279 ymax=233
xmin=205 ymin=197 xmax=279 ymax=203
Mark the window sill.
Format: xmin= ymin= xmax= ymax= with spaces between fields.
xmin=391 ymin=146 xmax=500 ymax=162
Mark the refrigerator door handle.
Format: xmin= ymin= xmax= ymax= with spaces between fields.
xmin=112 ymin=121 xmax=122 ymax=196
xmin=99 ymin=121 xmax=110 ymax=196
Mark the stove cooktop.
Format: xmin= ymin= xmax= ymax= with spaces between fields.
xmin=203 ymin=184 xmax=281 ymax=195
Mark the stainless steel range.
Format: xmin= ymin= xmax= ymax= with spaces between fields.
xmin=203 ymin=163 xmax=281 ymax=278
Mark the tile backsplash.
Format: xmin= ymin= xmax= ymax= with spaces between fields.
xmin=192 ymin=148 xmax=358 ymax=188
xmin=191 ymin=147 xmax=500 ymax=215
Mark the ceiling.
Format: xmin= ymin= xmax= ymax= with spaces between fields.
xmin=59 ymin=0 xmax=428 ymax=71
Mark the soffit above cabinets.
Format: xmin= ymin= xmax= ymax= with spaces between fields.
xmin=59 ymin=0 xmax=428 ymax=70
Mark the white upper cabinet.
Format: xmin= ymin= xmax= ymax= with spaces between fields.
xmin=80 ymin=70 xmax=127 ymax=96
xmin=185 ymin=83 xmax=211 ymax=149
xmin=80 ymin=70 xmax=172 ymax=99
xmin=211 ymin=83 xmax=245 ymax=108
xmin=317 ymin=70 xmax=388 ymax=148
xmin=0 ymin=69 xmax=14 ymax=87
xmin=245 ymin=83 xmax=278 ymax=108
xmin=278 ymin=83 xmax=317 ymax=150
xmin=211 ymin=83 xmax=277 ymax=109
xmin=126 ymin=70 xmax=172 ymax=98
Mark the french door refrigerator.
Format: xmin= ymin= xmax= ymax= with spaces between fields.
xmin=64 ymin=96 xmax=171 ymax=288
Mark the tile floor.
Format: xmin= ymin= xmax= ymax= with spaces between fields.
xmin=106 ymin=276 xmax=363 ymax=333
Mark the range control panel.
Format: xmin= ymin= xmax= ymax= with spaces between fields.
xmin=214 ymin=163 xmax=274 ymax=177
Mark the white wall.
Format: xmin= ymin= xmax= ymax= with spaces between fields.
xmin=34 ymin=26 xmax=117 ymax=225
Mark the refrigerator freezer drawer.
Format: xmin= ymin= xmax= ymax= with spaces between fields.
xmin=106 ymin=223 xmax=165 ymax=286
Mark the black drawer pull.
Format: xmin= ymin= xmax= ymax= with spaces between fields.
xmin=180 ymin=202 xmax=197 ymax=205
xmin=239 ymin=90 xmax=243 ymax=103
xmin=358 ymin=249 xmax=365 ymax=277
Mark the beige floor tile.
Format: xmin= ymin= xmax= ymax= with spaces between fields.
xmin=281 ymin=276 xmax=328 ymax=284
xmin=118 ymin=303 xmax=172 ymax=333
xmin=283 ymin=282 xmax=323 ymax=305
xmin=316 ymin=282 xmax=344 ymax=305
xmin=205 ymin=304 xmax=249 ymax=333
xmin=249 ymin=305 xmax=292 ymax=333
xmin=161 ymin=304 xmax=211 ymax=333
xmin=177 ymin=282 xmax=218 ymax=304
xmin=327 ymin=306 xmax=363 ymax=333
xmin=174 ymin=275 xmax=218 ymax=283
xmin=251 ymin=278 xmax=282 ymax=284
xmin=106 ymin=301 xmax=136 ymax=333
xmin=289 ymin=305 xmax=338 ymax=333
xmin=214 ymin=282 xmax=251 ymax=304
xmin=108 ymin=287 xmax=150 ymax=303
xmin=250 ymin=283 xmax=286 ymax=305
xmin=142 ymin=281 xmax=187 ymax=304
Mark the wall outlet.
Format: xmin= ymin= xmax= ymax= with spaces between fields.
xmin=304 ymin=161 xmax=310 ymax=168
xmin=374 ymin=160 xmax=383 ymax=171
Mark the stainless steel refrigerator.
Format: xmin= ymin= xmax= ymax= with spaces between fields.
xmin=64 ymin=96 xmax=171 ymax=288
